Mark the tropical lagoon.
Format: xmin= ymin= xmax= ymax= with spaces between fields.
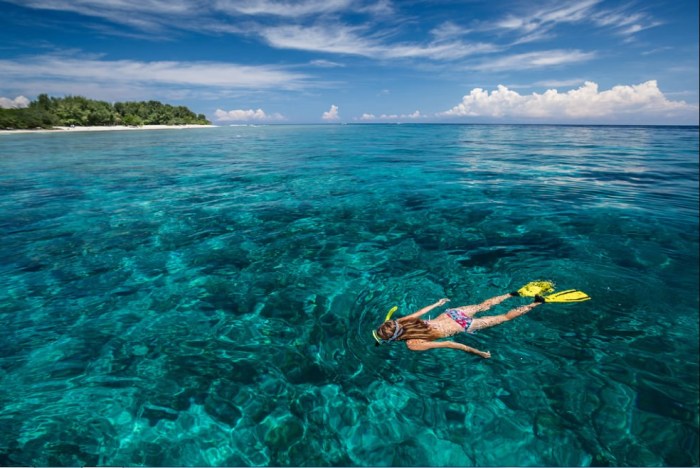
xmin=0 ymin=124 xmax=697 ymax=466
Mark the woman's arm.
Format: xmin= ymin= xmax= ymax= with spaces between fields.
xmin=399 ymin=298 xmax=450 ymax=321
xmin=406 ymin=339 xmax=491 ymax=358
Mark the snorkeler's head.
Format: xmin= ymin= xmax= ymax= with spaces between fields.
xmin=372 ymin=306 xmax=400 ymax=346
xmin=379 ymin=321 xmax=402 ymax=340
xmin=373 ymin=320 xmax=404 ymax=346
xmin=373 ymin=315 xmax=440 ymax=347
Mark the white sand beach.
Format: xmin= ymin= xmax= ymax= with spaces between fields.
xmin=0 ymin=124 xmax=217 ymax=135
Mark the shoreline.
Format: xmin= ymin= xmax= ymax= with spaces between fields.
xmin=0 ymin=124 xmax=218 ymax=135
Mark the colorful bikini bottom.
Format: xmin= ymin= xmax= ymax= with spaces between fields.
xmin=446 ymin=308 xmax=474 ymax=332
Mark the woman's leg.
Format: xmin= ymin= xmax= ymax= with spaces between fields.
xmin=468 ymin=302 xmax=542 ymax=332
xmin=456 ymin=293 xmax=513 ymax=318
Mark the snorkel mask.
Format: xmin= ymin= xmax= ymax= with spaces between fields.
xmin=372 ymin=306 xmax=402 ymax=346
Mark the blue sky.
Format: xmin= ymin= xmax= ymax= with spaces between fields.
xmin=0 ymin=0 xmax=698 ymax=124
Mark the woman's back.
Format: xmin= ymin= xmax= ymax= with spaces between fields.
xmin=417 ymin=314 xmax=463 ymax=338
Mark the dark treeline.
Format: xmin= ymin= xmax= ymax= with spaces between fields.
xmin=0 ymin=94 xmax=210 ymax=129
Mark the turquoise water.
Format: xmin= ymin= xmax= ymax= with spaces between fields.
xmin=0 ymin=124 xmax=698 ymax=466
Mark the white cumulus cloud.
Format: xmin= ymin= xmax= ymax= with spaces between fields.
xmin=214 ymin=108 xmax=284 ymax=121
xmin=0 ymin=95 xmax=30 ymax=109
xmin=440 ymin=80 xmax=697 ymax=122
xmin=322 ymin=104 xmax=340 ymax=121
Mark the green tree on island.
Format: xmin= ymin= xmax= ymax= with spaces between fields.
xmin=0 ymin=94 xmax=210 ymax=129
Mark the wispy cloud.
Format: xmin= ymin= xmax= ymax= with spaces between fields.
xmin=532 ymin=0 xmax=601 ymax=24
xmin=440 ymin=80 xmax=697 ymax=122
xmin=3 ymin=0 xmax=197 ymax=32
xmin=215 ymin=0 xmax=395 ymax=19
xmin=309 ymin=59 xmax=345 ymax=68
xmin=386 ymin=39 xmax=498 ymax=60
xmin=590 ymin=4 xmax=663 ymax=37
xmin=259 ymin=23 xmax=497 ymax=60
xmin=0 ymin=54 xmax=311 ymax=96
xmin=490 ymin=0 xmax=660 ymax=43
xmin=260 ymin=24 xmax=374 ymax=56
xmin=472 ymin=49 xmax=596 ymax=71
xmin=430 ymin=22 xmax=472 ymax=41
xmin=214 ymin=108 xmax=285 ymax=121
xmin=3 ymin=0 xmax=392 ymax=33
xmin=5 ymin=0 xmax=497 ymax=62
xmin=492 ymin=0 xmax=601 ymax=37
xmin=4 ymin=0 xmax=658 ymax=68
xmin=213 ymin=0 xmax=357 ymax=18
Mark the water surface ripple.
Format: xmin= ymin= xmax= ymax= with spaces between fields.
xmin=0 ymin=125 xmax=698 ymax=466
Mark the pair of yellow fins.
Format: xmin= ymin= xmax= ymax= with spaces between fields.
xmin=515 ymin=281 xmax=591 ymax=303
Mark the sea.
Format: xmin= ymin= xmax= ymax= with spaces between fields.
xmin=0 ymin=124 xmax=698 ymax=466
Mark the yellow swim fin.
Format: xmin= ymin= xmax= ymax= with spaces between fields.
xmin=541 ymin=289 xmax=590 ymax=303
xmin=514 ymin=281 xmax=555 ymax=297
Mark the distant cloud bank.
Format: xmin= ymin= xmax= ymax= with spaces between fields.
xmin=0 ymin=95 xmax=30 ymax=109
xmin=358 ymin=110 xmax=424 ymax=121
xmin=440 ymin=80 xmax=696 ymax=122
xmin=214 ymin=108 xmax=284 ymax=122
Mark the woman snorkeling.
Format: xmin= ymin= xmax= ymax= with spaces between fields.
xmin=372 ymin=281 xmax=590 ymax=358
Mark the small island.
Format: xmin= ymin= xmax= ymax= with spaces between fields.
xmin=0 ymin=94 xmax=211 ymax=130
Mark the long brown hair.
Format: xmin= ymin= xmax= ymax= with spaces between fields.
xmin=376 ymin=318 xmax=441 ymax=342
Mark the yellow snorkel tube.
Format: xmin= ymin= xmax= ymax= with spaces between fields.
xmin=372 ymin=306 xmax=398 ymax=345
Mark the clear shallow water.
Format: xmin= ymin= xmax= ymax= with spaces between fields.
xmin=0 ymin=124 xmax=697 ymax=466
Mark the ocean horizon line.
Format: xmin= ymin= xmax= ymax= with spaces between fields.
xmin=2 ymin=122 xmax=697 ymax=136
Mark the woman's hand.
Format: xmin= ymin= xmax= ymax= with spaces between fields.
xmin=479 ymin=351 xmax=491 ymax=359
xmin=436 ymin=298 xmax=450 ymax=306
